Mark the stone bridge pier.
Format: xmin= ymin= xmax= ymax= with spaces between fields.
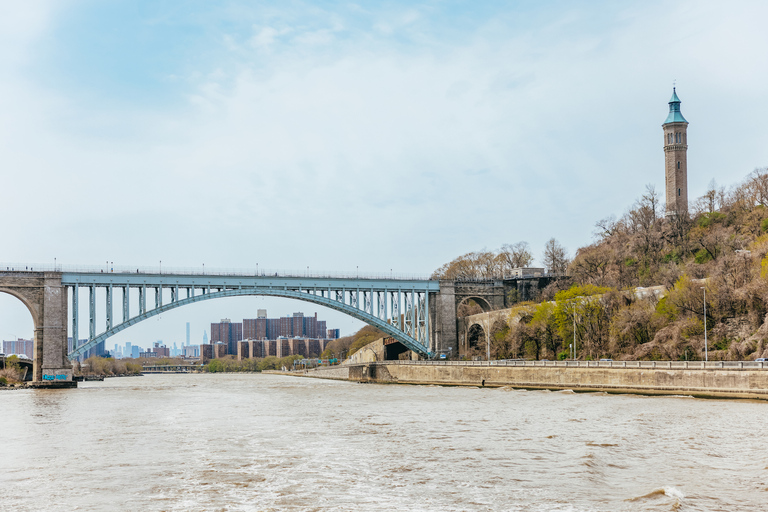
xmin=0 ymin=271 xmax=73 ymax=385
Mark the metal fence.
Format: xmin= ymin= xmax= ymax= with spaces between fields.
xmin=379 ymin=359 xmax=768 ymax=370
xmin=0 ymin=262 xmax=432 ymax=281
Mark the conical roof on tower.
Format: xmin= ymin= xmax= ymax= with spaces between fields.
xmin=664 ymin=87 xmax=688 ymax=124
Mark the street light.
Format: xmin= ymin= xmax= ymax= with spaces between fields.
xmin=486 ymin=311 xmax=491 ymax=361
xmin=702 ymin=287 xmax=708 ymax=362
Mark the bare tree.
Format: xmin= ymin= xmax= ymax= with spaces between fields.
xmin=641 ymin=184 xmax=660 ymax=220
xmin=594 ymin=215 xmax=618 ymax=241
xmin=542 ymin=238 xmax=569 ymax=275
xmin=498 ymin=241 xmax=534 ymax=271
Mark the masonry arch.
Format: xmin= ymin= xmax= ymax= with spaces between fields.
xmin=465 ymin=323 xmax=486 ymax=358
xmin=0 ymin=288 xmax=40 ymax=327
xmin=456 ymin=296 xmax=492 ymax=316
xmin=0 ymin=289 xmax=39 ymax=377
xmin=69 ymin=288 xmax=431 ymax=360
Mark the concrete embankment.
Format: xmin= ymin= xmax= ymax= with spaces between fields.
xmin=300 ymin=361 xmax=768 ymax=400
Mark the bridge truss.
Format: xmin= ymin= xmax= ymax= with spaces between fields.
xmin=62 ymin=272 xmax=439 ymax=359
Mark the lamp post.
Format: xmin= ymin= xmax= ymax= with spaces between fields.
xmin=486 ymin=311 xmax=491 ymax=361
xmin=572 ymin=306 xmax=577 ymax=360
xmin=702 ymin=287 xmax=708 ymax=362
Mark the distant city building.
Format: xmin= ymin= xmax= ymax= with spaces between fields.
xmin=202 ymin=330 xmax=208 ymax=344
xmin=2 ymin=338 xmax=34 ymax=359
xmin=139 ymin=351 xmax=158 ymax=358
xmin=67 ymin=338 xmax=106 ymax=360
xmin=153 ymin=342 xmax=170 ymax=358
xmin=211 ymin=319 xmax=242 ymax=355
xmin=213 ymin=342 xmax=227 ymax=359
xmin=239 ymin=337 xmax=328 ymax=360
xmin=183 ymin=345 xmax=199 ymax=358
xmin=131 ymin=345 xmax=140 ymax=358
xmin=205 ymin=311 xmax=338 ymax=360
xmin=241 ymin=311 xmax=331 ymax=341
xmin=200 ymin=344 xmax=213 ymax=363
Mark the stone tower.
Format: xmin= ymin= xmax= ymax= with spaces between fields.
xmin=663 ymin=88 xmax=689 ymax=215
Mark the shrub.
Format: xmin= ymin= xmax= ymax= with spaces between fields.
xmin=681 ymin=317 xmax=704 ymax=338
xmin=694 ymin=248 xmax=712 ymax=264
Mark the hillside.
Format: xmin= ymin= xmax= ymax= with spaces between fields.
xmin=440 ymin=168 xmax=768 ymax=361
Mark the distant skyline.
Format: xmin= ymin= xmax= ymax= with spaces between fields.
xmin=2 ymin=1 xmax=767 ymax=343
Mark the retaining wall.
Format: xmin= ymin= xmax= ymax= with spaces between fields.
xmin=314 ymin=361 xmax=768 ymax=400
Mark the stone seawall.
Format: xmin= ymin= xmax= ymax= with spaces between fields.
xmin=308 ymin=362 xmax=768 ymax=400
xmin=299 ymin=365 xmax=350 ymax=381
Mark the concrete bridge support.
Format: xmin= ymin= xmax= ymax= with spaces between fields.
xmin=0 ymin=271 xmax=72 ymax=385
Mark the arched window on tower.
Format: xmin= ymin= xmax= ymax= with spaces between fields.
xmin=678 ymin=188 xmax=681 ymax=196
xmin=677 ymin=161 xmax=680 ymax=169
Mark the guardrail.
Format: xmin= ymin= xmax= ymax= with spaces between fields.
xmin=0 ymin=263 xmax=431 ymax=281
xmin=379 ymin=359 xmax=768 ymax=370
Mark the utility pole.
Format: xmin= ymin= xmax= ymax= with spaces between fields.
xmin=702 ymin=287 xmax=708 ymax=362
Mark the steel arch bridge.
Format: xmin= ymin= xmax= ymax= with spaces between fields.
xmin=63 ymin=272 xmax=439 ymax=359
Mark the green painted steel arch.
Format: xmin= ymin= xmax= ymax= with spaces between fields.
xmin=68 ymin=288 xmax=429 ymax=359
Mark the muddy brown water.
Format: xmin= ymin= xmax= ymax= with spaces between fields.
xmin=1 ymin=373 xmax=766 ymax=511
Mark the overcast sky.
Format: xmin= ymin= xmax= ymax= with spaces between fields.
xmin=1 ymin=1 xmax=767 ymax=348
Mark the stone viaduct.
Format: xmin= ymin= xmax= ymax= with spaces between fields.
xmin=433 ymin=277 xmax=553 ymax=357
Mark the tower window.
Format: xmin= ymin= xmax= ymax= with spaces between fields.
xmin=678 ymin=188 xmax=681 ymax=196
xmin=677 ymin=161 xmax=680 ymax=169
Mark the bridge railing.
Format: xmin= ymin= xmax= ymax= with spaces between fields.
xmin=377 ymin=359 xmax=768 ymax=370
xmin=1 ymin=263 xmax=432 ymax=281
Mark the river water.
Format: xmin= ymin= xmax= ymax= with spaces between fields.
xmin=1 ymin=373 xmax=767 ymax=511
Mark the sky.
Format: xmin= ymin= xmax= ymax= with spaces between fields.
xmin=1 ymin=0 xmax=767 ymax=349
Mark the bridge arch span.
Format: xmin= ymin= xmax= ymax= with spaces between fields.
xmin=69 ymin=287 xmax=431 ymax=360
xmin=0 ymin=288 xmax=40 ymax=327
